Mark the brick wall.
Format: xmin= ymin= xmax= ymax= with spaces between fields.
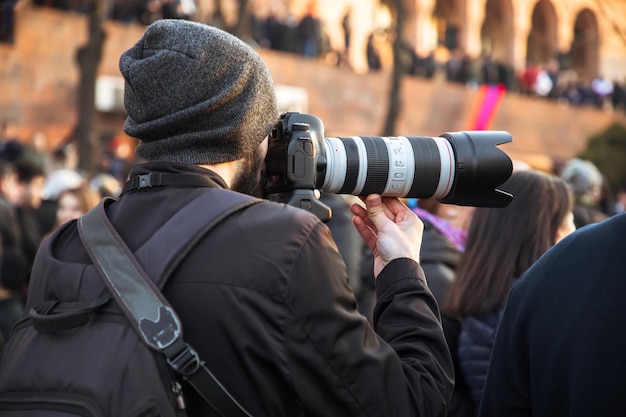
xmin=1 ymin=7 xmax=625 ymax=171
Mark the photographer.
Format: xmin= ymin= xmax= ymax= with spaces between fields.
xmin=24 ymin=20 xmax=453 ymax=416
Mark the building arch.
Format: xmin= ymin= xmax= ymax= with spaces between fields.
xmin=433 ymin=0 xmax=467 ymax=51
xmin=480 ymin=0 xmax=514 ymax=65
xmin=526 ymin=0 xmax=558 ymax=66
xmin=569 ymin=8 xmax=599 ymax=81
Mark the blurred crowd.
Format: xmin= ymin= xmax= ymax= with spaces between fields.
xmin=411 ymin=52 xmax=626 ymax=113
xmin=0 ymin=121 xmax=140 ymax=348
xmin=27 ymin=0 xmax=346 ymax=64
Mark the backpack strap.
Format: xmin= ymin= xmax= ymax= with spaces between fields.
xmin=78 ymin=188 xmax=261 ymax=417
xmin=133 ymin=188 xmax=260 ymax=288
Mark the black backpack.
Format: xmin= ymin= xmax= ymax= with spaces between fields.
xmin=0 ymin=188 xmax=261 ymax=417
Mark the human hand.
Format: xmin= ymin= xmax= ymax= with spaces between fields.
xmin=350 ymin=194 xmax=424 ymax=278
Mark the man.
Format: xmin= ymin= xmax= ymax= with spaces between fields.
xmin=478 ymin=211 xmax=626 ymax=416
xmin=26 ymin=20 xmax=453 ymax=416
xmin=0 ymin=159 xmax=26 ymax=346
xmin=14 ymin=156 xmax=47 ymax=276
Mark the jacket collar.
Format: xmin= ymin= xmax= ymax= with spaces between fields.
xmin=121 ymin=161 xmax=228 ymax=195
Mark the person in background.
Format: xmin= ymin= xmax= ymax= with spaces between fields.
xmin=478 ymin=187 xmax=626 ymax=417
xmin=0 ymin=238 xmax=26 ymax=350
xmin=0 ymin=160 xmax=22 ymax=255
xmin=613 ymin=181 xmax=626 ymax=214
xmin=411 ymin=197 xmax=476 ymax=417
xmin=559 ymin=158 xmax=608 ymax=228
xmin=412 ymin=198 xmax=474 ymax=307
xmin=443 ymin=169 xmax=576 ymax=414
xmin=36 ymin=168 xmax=87 ymax=237
xmin=89 ymin=172 xmax=122 ymax=198
xmin=0 ymin=120 xmax=19 ymax=151
xmin=0 ymin=159 xmax=28 ymax=313
xmin=53 ymin=182 xmax=101 ymax=230
xmin=296 ymin=1 xmax=322 ymax=58
xmin=25 ymin=131 xmax=51 ymax=175
xmin=103 ymin=134 xmax=137 ymax=184
xmin=14 ymin=156 xmax=46 ymax=277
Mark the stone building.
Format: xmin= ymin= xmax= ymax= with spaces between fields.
xmin=199 ymin=0 xmax=626 ymax=80
xmin=402 ymin=0 xmax=626 ymax=82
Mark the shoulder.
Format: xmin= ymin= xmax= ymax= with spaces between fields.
xmin=208 ymin=196 xmax=334 ymax=261
xmin=519 ymin=213 xmax=625 ymax=283
xmin=507 ymin=213 xmax=626 ymax=317
xmin=572 ymin=211 xmax=626 ymax=241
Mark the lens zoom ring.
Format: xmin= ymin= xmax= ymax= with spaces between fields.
xmin=360 ymin=137 xmax=389 ymax=195
xmin=407 ymin=137 xmax=441 ymax=197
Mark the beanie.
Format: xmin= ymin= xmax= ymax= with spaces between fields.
xmin=119 ymin=20 xmax=279 ymax=164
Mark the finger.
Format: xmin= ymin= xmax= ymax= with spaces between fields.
xmin=381 ymin=197 xmax=405 ymax=214
xmin=351 ymin=202 xmax=377 ymax=233
xmin=381 ymin=197 xmax=412 ymax=223
xmin=352 ymin=214 xmax=377 ymax=252
xmin=350 ymin=202 xmax=366 ymax=217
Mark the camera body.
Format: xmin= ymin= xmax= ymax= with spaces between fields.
xmin=264 ymin=112 xmax=514 ymax=221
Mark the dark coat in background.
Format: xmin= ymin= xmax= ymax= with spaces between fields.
xmin=458 ymin=307 xmax=504 ymax=410
xmin=419 ymin=219 xmax=461 ymax=308
xmin=479 ymin=213 xmax=626 ymax=416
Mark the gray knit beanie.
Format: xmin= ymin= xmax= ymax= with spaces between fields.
xmin=119 ymin=20 xmax=279 ymax=164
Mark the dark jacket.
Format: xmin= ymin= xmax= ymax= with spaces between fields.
xmin=0 ymin=196 xmax=20 ymax=251
xmin=419 ymin=219 xmax=461 ymax=308
xmin=458 ymin=307 xmax=505 ymax=409
xmin=479 ymin=213 xmax=626 ymax=417
xmin=27 ymin=162 xmax=453 ymax=417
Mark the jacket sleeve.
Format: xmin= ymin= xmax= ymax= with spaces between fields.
xmin=284 ymin=222 xmax=454 ymax=417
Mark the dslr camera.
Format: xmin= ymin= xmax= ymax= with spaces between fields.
xmin=264 ymin=112 xmax=514 ymax=221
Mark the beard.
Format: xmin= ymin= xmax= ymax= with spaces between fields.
xmin=230 ymin=148 xmax=266 ymax=198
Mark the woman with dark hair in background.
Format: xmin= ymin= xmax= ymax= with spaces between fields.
xmin=443 ymin=169 xmax=576 ymax=413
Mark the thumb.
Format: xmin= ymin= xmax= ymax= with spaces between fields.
xmin=365 ymin=194 xmax=387 ymax=229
